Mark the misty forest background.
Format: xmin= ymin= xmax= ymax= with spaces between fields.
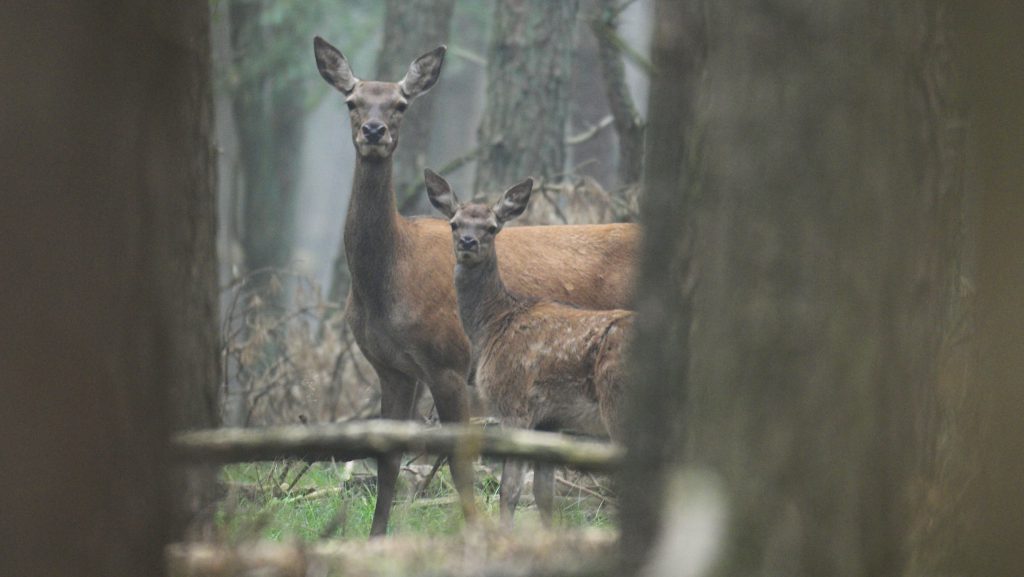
xmin=213 ymin=0 xmax=653 ymax=429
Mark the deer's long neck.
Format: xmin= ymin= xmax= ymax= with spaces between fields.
xmin=344 ymin=156 xmax=404 ymax=304
xmin=455 ymin=254 xmax=520 ymax=346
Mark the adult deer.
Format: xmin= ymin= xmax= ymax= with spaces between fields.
xmin=313 ymin=37 xmax=638 ymax=536
xmin=427 ymin=173 xmax=631 ymax=526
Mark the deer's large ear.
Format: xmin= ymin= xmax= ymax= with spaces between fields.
xmin=314 ymin=36 xmax=358 ymax=94
xmin=493 ymin=178 xmax=533 ymax=224
xmin=399 ymin=46 xmax=446 ymax=100
xmin=424 ymin=169 xmax=459 ymax=219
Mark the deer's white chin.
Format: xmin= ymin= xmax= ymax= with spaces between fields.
xmin=456 ymin=250 xmax=482 ymax=265
xmin=355 ymin=141 xmax=393 ymax=159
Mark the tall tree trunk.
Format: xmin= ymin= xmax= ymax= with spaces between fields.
xmin=570 ymin=5 xmax=617 ymax=188
xmin=380 ymin=0 xmax=456 ymax=215
xmin=623 ymin=0 xmax=958 ymax=575
xmin=946 ymin=2 xmax=1024 ymax=575
xmin=0 ymin=2 xmax=216 ymax=576
xmin=229 ymin=0 xmax=305 ymax=289
xmin=589 ymin=0 xmax=645 ymax=186
xmin=474 ymin=0 xmax=580 ymax=194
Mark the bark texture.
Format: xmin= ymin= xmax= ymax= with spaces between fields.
xmin=0 ymin=2 xmax=217 ymax=576
xmin=378 ymin=0 xmax=457 ymax=214
xmin=474 ymin=0 xmax=580 ymax=193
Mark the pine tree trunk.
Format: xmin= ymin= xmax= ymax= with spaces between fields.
xmin=474 ymin=0 xmax=580 ymax=193
xmin=0 ymin=2 xmax=216 ymax=575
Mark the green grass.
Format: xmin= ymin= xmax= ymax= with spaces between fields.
xmin=213 ymin=460 xmax=615 ymax=541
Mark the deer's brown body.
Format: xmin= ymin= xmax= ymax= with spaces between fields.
xmin=315 ymin=37 xmax=636 ymax=536
xmin=427 ymin=173 xmax=632 ymax=526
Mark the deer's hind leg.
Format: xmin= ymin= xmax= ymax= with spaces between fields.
xmin=499 ymin=458 xmax=527 ymax=528
xmin=533 ymin=461 xmax=555 ymax=526
xmin=425 ymin=367 xmax=479 ymax=525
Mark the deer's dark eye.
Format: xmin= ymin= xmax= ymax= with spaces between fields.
xmin=346 ymin=100 xmax=356 ymax=111
xmin=396 ymin=102 xmax=408 ymax=113
xmin=450 ymin=221 xmax=458 ymax=231
xmin=486 ymin=225 xmax=498 ymax=234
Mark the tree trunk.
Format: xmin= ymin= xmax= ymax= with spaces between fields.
xmin=229 ymin=0 xmax=305 ymax=288
xmin=379 ymin=0 xmax=456 ymax=215
xmin=945 ymin=2 xmax=1024 ymax=575
xmin=589 ymin=0 xmax=645 ymax=186
xmin=623 ymin=1 xmax=958 ymax=575
xmin=570 ymin=4 xmax=617 ymax=188
xmin=0 ymin=2 xmax=216 ymax=576
xmin=617 ymin=0 xmax=705 ymax=570
xmin=474 ymin=0 xmax=580 ymax=194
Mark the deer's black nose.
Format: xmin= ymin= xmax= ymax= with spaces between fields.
xmin=361 ymin=121 xmax=387 ymax=143
xmin=458 ymin=236 xmax=478 ymax=250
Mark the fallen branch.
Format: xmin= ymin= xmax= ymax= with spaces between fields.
xmin=173 ymin=420 xmax=623 ymax=473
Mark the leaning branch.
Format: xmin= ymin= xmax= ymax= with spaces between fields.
xmin=172 ymin=420 xmax=623 ymax=473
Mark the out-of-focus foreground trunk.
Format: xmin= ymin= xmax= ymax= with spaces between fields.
xmin=619 ymin=0 xmax=1016 ymax=575
xmin=0 ymin=2 xmax=218 ymax=576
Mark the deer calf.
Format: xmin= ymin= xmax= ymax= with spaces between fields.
xmin=425 ymin=170 xmax=632 ymax=526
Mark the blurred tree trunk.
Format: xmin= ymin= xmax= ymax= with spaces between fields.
xmin=0 ymin=1 xmax=216 ymax=576
xmin=474 ymin=0 xmax=580 ymax=193
xmin=380 ymin=0 xmax=456 ymax=215
xmin=618 ymin=0 xmax=705 ymax=570
xmin=945 ymin=2 xmax=1024 ymax=575
xmin=229 ymin=0 xmax=305 ymax=293
xmin=623 ymin=0 xmax=962 ymax=575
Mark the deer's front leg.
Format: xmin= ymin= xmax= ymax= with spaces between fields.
xmin=369 ymin=365 xmax=418 ymax=537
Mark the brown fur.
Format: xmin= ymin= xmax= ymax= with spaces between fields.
xmin=315 ymin=37 xmax=637 ymax=536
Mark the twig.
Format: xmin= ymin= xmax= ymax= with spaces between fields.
xmin=415 ymin=455 xmax=448 ymax=498
xmin=566 ymin=115 xmax=614 ymax=145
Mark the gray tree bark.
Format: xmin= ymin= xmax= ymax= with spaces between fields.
xmin=622 ymin=1 xmax=961 ymax=575
xmin=0 ymin=2 xmax=217 ymax=576
xmin=589 ymin=0 xmax=645 ymax=186
xmin=474 ymin=0 xmax=581 ymax=194
xmin=229 ymin=0 xmax=306 ymax=287
xmin=380 ymin=0 xmax=457 ymax=215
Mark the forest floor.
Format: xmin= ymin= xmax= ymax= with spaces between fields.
xmin=168 ymin=460 xmax=619 ymax=576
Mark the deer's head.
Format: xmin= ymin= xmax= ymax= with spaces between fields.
xmin=424 ymin=169 xmax=533 ymax=267
xmin=314 ymin=37 xmax=445 ymax=160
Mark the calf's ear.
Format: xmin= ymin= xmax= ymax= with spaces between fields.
xmin=424 ymin=169 xmax=459 ymax=219
xmin=493 ymin=178 xmax=533 ymax=224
